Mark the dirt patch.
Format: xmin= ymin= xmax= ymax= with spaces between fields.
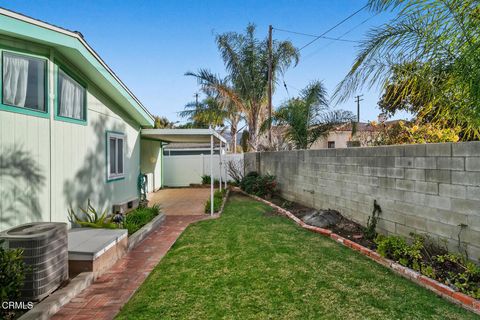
xmin=270 ymin=195 xmax=376 ymax=249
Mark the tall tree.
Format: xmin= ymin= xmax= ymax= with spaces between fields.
xmin=186 ymin=24 xmax=299 ymax=150
xmin=180 ymin=95 xmax=226 ymax=128
xmin=269 ymin=81 xmax=355 ymax=150
xmin=334 ymin=0 xmax=480 ymax=139
xmin=180 ymin=84 xmax=243 ymax=152
xmin=154 ymin=116 xmax=175 ymax=129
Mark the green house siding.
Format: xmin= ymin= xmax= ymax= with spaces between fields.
xmin=0 ymin=10 xmax=153 ymax=127
xmin=0 ymin=35 xmax=143 ymax=231
xmin=140 ymin=139 xmax=163 ymax=192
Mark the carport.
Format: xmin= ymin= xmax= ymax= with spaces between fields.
xmin=141 ymin=128 xmax=227 ymax=215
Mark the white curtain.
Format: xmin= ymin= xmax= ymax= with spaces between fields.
xmin=59 ymin=71 xmax=84 ymax=119
xmin=3 ymin=54 xmax=29 ymax=107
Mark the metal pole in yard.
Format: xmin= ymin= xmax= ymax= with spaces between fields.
xmin=224 ymin=153 xmax=228 ymax=189
xmin=210 ymin=134 xmax=214 ymax=216
xmin=267 ymin=24 xmax=273 ymax=146
xmin=219 ymin=140 xmax=222 ymax=192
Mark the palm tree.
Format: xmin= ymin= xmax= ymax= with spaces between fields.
xmin=154 ymin=116 xmax=176 ymax=129
xmin=269 ymin=81 xmax=355 ymax=150
xmin=180 ymin=95 xmax=226 ymax=129
xmin=180 ymin=84 xmax=243 ymax=152
xmin=334 ymin=0 xmax=480 ymax=139
xmin=186 ymin=24 xmax=299 ymax=150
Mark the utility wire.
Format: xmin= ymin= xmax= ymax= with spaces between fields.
xmin=273 ymin=27 xmax=361 ymax=43
xmin=302 ymin=12 xmax=381 ymax=60
xmin=298 ymin=4 xmax=368 ymax=51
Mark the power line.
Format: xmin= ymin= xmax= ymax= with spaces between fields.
xmin=302 ymin=12 xmax=381 ymax=60
xmin=273 ymin=27 xmax=361 ymax=43
xmin=298 ymin=4 xmax=368 ymax=51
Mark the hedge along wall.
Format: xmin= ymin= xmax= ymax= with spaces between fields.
xmin=245 ymin=142 xmax=480 ymax=262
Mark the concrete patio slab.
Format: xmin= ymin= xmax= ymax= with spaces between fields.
xmin=147 ymin=188 xmax=211 ymax=215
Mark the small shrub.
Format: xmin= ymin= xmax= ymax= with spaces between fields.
xmin=204 ymin=190 xmax=226 ymax=213
xmin=201 ymin=175 xmax=211 ymax=185
xmin=68 ymin=200 xmax=118 ymax=229
xmin=240 ymin=171 xmax=259 ymax=194
xmin=375 ymin=233 xmax=480 ymax=299
xmin=375 ymin=234 xmax=409 ymax=261
xmin=435 ymin=253 xmax=480 ymax=298
xmin=201 ymin=175 xmax=221 ymax=186
xmin=240 ymin=172 xmax=277 ymax=198
xmin=123 ymin=204 xmax=161 ymax=235
xmin=0 ymin=240 xmax=27 ymax=319
xmin=364 ymin=200 xmax=381 ymax=240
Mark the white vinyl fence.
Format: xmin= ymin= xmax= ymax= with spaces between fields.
xmin=163 ymin=153 xmax=244 ymax=187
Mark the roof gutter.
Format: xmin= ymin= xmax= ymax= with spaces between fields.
xmin=0 ymin=7 xmax=155 ymax=125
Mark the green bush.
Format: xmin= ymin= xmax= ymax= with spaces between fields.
xmin=123 ymin=204 xmax=161 ymax=235
xmin=204 ymin=190 xmax=226 ymax=213
xmin=0 ymin=240 xmax=26 ymax=319
xmin=375 ymin=234 xmax=480 ymax=298
xmin=240 ymin=172 xmax=277 ymax=198
xmin=201 ymin=175 xmax=211 ymax=185
xmin=68 ymin=199 xmax=118 ymax=229
xmin=201 ymin=175 xmax=220 ymax=186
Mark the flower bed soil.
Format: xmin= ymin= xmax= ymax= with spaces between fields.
xmin=269 ymin=195 xmax=376 ymax=249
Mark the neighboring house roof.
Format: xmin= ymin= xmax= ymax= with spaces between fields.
xmin=0 ymin=8 xmax=154 ymax=126
xmin=331 ymin=120 xmax=404 ymax=132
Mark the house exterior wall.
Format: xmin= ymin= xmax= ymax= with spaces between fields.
xmin=245 ymin=142 xmax=480 ymax=262
xmin=140 ymin=139 xmax=163 ymax=192
xmin=311 ymin=131 xmax=352 ymax=149
xmin=0 ymin=36 xmax=142 ymax=231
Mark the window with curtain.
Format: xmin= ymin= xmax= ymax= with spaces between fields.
xmin=57 ymin=68 xmax=86 ymax=121
xmin=107 ymin=132 xmax=125 ymax=180
xmin=2 ymin=52 xmax=46 ymax=111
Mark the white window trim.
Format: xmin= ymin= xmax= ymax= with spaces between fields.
xmin=107 ymin=132 xmax=126 ymax=181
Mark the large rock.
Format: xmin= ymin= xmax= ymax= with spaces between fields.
xmin=302 ymin=209 xmax=342 ymax=228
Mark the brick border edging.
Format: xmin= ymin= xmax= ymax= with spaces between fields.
xmin=233 ymin=188 xmax=480 ymax=316
xmin=19 ymin=272 xmax=94 ymax=320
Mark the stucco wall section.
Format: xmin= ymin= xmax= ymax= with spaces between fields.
xmin=245 ymin=142 xmax=480 ymax=261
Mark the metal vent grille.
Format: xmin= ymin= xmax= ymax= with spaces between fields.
xmin=0 ymin=222 xmax=69 ymax=301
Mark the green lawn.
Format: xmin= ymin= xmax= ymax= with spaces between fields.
xmin=116 ymin=193 xmax=478 ymax=320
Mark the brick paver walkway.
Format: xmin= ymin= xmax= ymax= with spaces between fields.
xmin=51 ymin=215 xmax=210 ymax=320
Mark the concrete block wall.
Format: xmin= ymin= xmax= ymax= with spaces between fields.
xmin=245 ymin=142 xmax=480 ymax=261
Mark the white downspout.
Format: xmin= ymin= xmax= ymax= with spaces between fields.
xmin=210 ymin=134 xmax=214 ymax=216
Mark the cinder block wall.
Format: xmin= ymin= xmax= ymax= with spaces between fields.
xmin=245 ymin=142 xmax=480 ymax=261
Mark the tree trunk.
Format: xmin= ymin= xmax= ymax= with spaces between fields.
xmin=247 ymin=110 xmax=260 ymax=151
xmin=231 ymin=124 xmax=237 ymax=153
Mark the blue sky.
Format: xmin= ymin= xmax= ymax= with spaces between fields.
xmin=1 ymin=0 xmax=409 ymax=124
